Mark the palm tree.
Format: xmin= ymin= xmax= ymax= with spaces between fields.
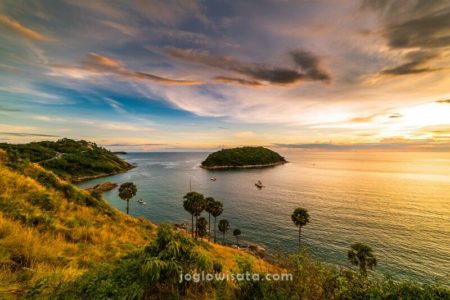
xmin=205 ymin=197 xmax=216 ymax=242
xmin=183 ymin=192 xmax=205 ymax=239
xmin=291 ymin=207 xmax=310 ymax=249
xmin=118 ymin=182 xmax=137 ymax=215
xmin=347 ymin=243 xmax=377 ymax=276
xmin=197 ymin=217 xmax=208 ymax=238
xmin=218 ymin=219 xmax=230 ymax=244
xmin=233 ymin=229 xmax=241 ymax=246
xmin=210 ymin=201 xmax=223 ymax=243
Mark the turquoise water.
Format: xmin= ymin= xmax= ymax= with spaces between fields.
xmin=78 ymin=151 xmax=450 ymax=284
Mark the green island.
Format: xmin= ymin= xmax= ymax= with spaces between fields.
xmin=0 ymin=138 xmax=133 ymax=182
xmin=0 ymin=141 xmax=448 ymax=299
xmin=201 ymin=146 xmax=287 ymax=169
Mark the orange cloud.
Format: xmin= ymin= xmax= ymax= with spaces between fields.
xmin=0 ymin=14 xmax=49 ymax=41
xmin=81 ymin=52 xmax=202 ymax=85
xmin=87 ymin=52 xmax=122 ymax=68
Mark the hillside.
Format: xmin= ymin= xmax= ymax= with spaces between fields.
xmin=0 ymin=150 xmax=273 ymax=298
xmin=0 ymin=138 xmax=133 ymax=182
xmin=201 ymin=146 xmax=287 ymax=169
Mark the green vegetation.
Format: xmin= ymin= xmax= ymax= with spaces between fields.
xmin=118 ymin=182 xmax=137 ymax=215
xmin=210 ymin=201 xmax=223 ymax=243
xmin=0 ymin=149 xmax=153 ymax=297
xmin=197 ymin=217 xmax=208 ymax=238
xmin=291 ymin=207 xmax=310 ymax=249
xmin=348 ymin=242 xmax=378 ymax=276
xmin=201 ymin=146 xmax=287 ymax=169
xmin=218 ymin=219 xmax=230 ymax=244
xmin=205 ymin=197 xmax=215 ymax=242
xmin=49 ymin=226 xmax=450 ymax=299
xmin=0 ymin=138 xmax=133 ymax=182
xmin=183 ymin=192 xmax=206 ymax=239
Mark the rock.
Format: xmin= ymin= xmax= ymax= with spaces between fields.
xmin=86 ymin=182 xmax=118 ymax=193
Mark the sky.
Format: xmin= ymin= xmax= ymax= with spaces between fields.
xmin=1 ymin=0 xmax=450 ymax=151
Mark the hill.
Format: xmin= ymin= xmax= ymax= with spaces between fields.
xmin=201 ymin=146 xmax=287 ymax=169
xmin=0 ymin=138 xmax=133 ymax=182
xmin=0 ymin=150 xmax=273 ymax=298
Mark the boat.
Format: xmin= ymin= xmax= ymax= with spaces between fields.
xmin=255 ymin=180 xmax=264 ymax=189
xmin=210 ymin=177 xmax=217 ymax=181
xmin=138 ymin=198 xmax=146 ymax=205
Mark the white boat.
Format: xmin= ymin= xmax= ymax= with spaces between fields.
xmin=255 ymin=180 xmax=264 ymax=188
xmin=138 ymin=198 xmax=146 ymax=205
xmin=210 ymin=177 xmax=217 ymax=181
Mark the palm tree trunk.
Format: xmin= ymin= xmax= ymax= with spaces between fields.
xmin=191 ymin=214 xmax=194 ymax=238
xmin=222 ymin=232 xmax=225 ymax=244
xmin=214 ymin=217 xmax=217 ymax=243
xmin=298 ymin=226 xmax=301 ymax=249
xmin=208 ymin=213 xmax=211 ymax=242
xmin=195 ymin=215 xmax=198 ymax=240
xmin=126 ymin=200 xmax=129 ymax=215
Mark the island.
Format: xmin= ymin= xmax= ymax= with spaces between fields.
xmin=201 ymin=146 xmax=287 ymax=169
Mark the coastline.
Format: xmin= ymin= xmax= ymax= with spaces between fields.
xmin=200 ymin=161 xmax=288 ymax=170
xmin=72 ymin=164 xmax=136 ymax=183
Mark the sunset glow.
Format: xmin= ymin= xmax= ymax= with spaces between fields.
xmin=1 ymin=1 xmax=450 ymax=151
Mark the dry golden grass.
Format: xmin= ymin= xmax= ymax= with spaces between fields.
xmin=0 ymin=151 xmax=277 ymax=297
xmin=0 ymin=161 xmax=154 ymax=296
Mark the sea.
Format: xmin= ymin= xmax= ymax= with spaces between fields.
xmin=77 ymin=151 xmax=450 ymax=285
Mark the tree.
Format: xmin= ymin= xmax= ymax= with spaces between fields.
xmin=205 ymin=197 xmax=216 ymax=242
xmin=291 ymin=207 xmax=310 ymax=249
xmin=233 ymin=229 xmax=241 ymax=246
xmin=197 ymin=217 xmax=208 ymax=238
xmin=118 ymin=182 xmax=137 ymax=215
xmin=183 ymin=192 xmax=205 ymax=239
xmin=347 ymin=243 xmax=377 ymax=276
xmin=210 ymin=201 xmax=223 ymax=243
xmin=218 ymin=219 xmax=230 ymax=244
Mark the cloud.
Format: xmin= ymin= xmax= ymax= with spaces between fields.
xmin=0 ymin=105 xmax=21 ymax=112
xmin=381 ymin=50 xmax=440 ymax=75
xmin=364 ymin=1 xmax=450 ymax=76
xmin=350 ymin=114 xmax=377 ymax=123
xmin=273 ymin=139 xmax=448 ymax=151
xmin=388 ymin=113 xmax=402 ymax=118
xmin=99 ymin=122 xmax=154 ymax=132
xmin=0 ymin=132 xmax=59 ymax=137
xmin=79 ymin=52 xmax=202 ymax=85
xmin=290 ymin=50 xmax=330 ymax=81
xmin=31 ymin=115 xmax=64 ymax=122
xmin=0 ymin=14 xmax=49 ymax=41
xmin=384 ymin=9 xmax=450 ymax=50
xmin=214 ymin=76 xmax=263 ymax=86
xmin=70 ymin=0 xmax=209 ymax=27
xmin=163 ymin=47 xmax=330 ymax=86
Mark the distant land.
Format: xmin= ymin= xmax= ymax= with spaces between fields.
xmin=201 ymin=146 xmax=287 ymax=169
xmin=113 ymin=151 xmax=127 ymax=155
xmin=0 ymin=138 xmax=133 ymax=182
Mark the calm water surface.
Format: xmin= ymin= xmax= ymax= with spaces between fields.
xmin=78 ymin=151 xmax=450 ymax=284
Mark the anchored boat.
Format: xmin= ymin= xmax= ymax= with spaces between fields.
xmin=255 ymin=180 xmax=264 ymax=189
